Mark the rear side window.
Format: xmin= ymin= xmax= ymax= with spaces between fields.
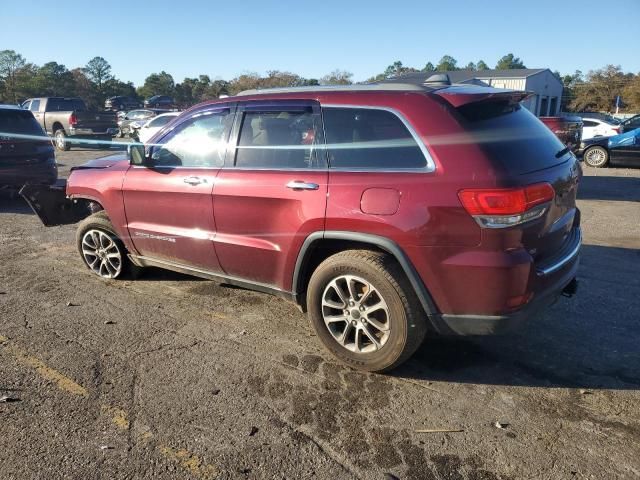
xmin=0 ymin=109 xmax=46 ymax=137
xmin=46 ymin=98 xmax=86 ymax=111
xmin=323 ymin=107 xmax=427 ymax=169
xmin=235 ymin=109 xmax=324 ymax=169
xmin=583 ymin=120 xmax=598 ymax=127
xmin=458 ymin=103 xmax=568 ymax=174
xmin=29 ymin=100 xmax=41 ymax=112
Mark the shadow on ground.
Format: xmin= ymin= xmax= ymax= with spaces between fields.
xmin=578 ymin=174 xmax=640 ymax=202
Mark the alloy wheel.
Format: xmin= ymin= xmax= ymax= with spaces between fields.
xmin=585 ymin=147 xmax=607 ymax=167
xmin=321 ymin=275 xmax=391 ymax=353
xmin=81 ymin=229 xmax=123 ymax=278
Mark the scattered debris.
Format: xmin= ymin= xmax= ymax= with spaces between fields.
xmin=0 ymin=291 xmax=7 ymax=295
xmin=0 ymin=394 xmax=20 ymax=403
xmin=494 ymin=421 xmax=509 ymax=429
xmin=100 ymin=445 xmax=114 ymax=450
xmin=104 ymin=320 xmax=115 ymax=325
xmin=239 ymin=330 xmax=247 ymax=336
xmin=249 ymin=426 xmax=259 ymax=436
xmin=212 ymin=389 xmax=221 ymax=396
xmin=415 ymin=428 xmax=464 ymax=434
xmin=384 ymin=474 xmax=401 ymax=480
xmin=66 ymin=302 xmax=79 ymax=307
xmin=579 ymin=389 xmax=592 ymax=395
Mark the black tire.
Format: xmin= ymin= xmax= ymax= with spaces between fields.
xmin=54 ymin=129 xmax=70 ymax=151
xmin=76 ymin=211 xmax=139 ymax=280
xmin=583 ymin=145 xmax=609 ymax=168
xmin=306 ymin=250 xmax=427 ymax=372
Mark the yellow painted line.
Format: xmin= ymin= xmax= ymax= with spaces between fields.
xmin=0 ymin=335 xmax=88 ymax=397
xmin=158 ymin=445 xmax=218 ymax=479
xmin=101 ymin=405 xmax=130 ymax=430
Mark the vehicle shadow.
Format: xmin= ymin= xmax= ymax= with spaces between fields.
xmin=396 ymin=243 xmax=640 ymax=391
xmin=578 ymin=174 xmax=640 ymax=202
xmin=0 ymin=192 xmax=33 ymax=215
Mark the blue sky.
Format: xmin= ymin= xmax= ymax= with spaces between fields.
xmin=1 ymin=0 xmax=639 ymax=86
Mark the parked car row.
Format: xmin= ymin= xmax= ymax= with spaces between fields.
xmin=105 ymin=95 xmax=177 ymax=112
xmin=116 ymin=109 xmax=180 ymax=140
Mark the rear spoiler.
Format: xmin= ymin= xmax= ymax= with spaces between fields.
xmin=433 ymin=86 xmax=533 ymax=108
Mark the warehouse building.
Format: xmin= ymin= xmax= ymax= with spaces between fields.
xmin=394 ymin=69 xmax=564 ymax=117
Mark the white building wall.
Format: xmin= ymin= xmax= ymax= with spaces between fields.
xmin=524 ymin=70 xmax=563 ymax=116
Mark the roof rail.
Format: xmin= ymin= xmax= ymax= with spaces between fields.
xmin=237 ymin=83 xmax=433 ymax=96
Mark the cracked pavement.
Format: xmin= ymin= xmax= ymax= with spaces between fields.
xmin=1 ymin=147 xmax=639 ymax=479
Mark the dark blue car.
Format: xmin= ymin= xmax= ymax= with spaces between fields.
xmin=579 ymin=128 xmax=640 ymax=168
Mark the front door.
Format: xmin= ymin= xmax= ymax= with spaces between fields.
xmin=213 ymin=100 xmax=328 ymax=291
xmin=122 ymin=106 xmax=234 ymax=271
xmin=612 ymin=132 xmax=640 ymax=167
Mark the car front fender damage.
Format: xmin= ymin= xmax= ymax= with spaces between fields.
xmin=20 ymin=180 xmax=99 ymax=226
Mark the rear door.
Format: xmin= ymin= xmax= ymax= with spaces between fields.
xmin=122 ymin=106 xmax=234 ymax=271
xmin=611 ymin=131 xmax=640 ymax=167
xmin=213 ymin=100 xmax=327 ymax=290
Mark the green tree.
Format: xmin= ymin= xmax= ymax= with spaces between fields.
xmin=32 ymin=62 xmax=76 ymax=97
xmin=137 ymin=71 xmax=176 ymax=99
xmin=622 ymin=74 xmax=640 ymax=111
xmin=464 ymin=62 xmax=476 ymax=71
xmin=436 ymin=55 xmax=458 ymax=71
xmin=422 ymin=62 xmax=436 ymax=73
xmin=476 ymin=60 xmax=489 ymax=70
xmin=0 ymin=50 xmax=27 ymax=103
xmin=320 ymin=69 xmax=353 ymax=85
xmin=84 ymin=57 xmax=113 ymax=93
xmin=495 ymin=53 xmax=526 ymax=70
xmin=570 ymin=65 xmax=630 ymax=112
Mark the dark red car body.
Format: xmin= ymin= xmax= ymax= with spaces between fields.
xmin=23 ymin=84 xmax=582 ymax=337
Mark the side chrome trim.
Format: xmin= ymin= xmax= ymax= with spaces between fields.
xmin=536 ymin=227 xmax=582 ymax=276
xmin=321 ymin=104 xmax=437 ymax=173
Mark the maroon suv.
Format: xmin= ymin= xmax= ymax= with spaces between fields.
xmin=22 ymin=81 xmax=581 ymax=372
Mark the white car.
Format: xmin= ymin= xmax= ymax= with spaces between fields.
xmin=138 ymin=112 xmax=181 ymax=144
xmin=581 ymin=118 xmax=622 ymax=140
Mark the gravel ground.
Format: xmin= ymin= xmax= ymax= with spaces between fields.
xmin=1 ymin=146 xmax=639 ymax=480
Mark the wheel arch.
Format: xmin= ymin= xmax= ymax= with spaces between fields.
xmin=292 ymin=231 xmax=439 ymax=318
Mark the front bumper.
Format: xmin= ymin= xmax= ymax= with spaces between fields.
xmin=432 ymin=227 xmax=581 ymax=335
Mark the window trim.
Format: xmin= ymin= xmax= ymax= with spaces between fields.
xmin=225 ymin=100 xmax=328 ymax=171
xmin=321 ymin=104 xmax=436 ymax=173
xmin=142 ymin=105 xmax=234 ymax=170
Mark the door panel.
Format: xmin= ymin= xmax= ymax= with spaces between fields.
xmin=213 ymin=101 xmax=327 ymax=290
xmin=123 ymin=167 xmax=220 ymax=270
xmin=122 ymin=106 xmax=234 ymax=271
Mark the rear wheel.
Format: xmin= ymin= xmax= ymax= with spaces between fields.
xmin=306 ymin=250 xmax=426 ymax=372
xmin=54 ymin=129 xmax=70 ymax=151
xmin=76 ymin=212 xmax=137 ymax=279
xmin=583 ymin=146 xmax=609 ymax=168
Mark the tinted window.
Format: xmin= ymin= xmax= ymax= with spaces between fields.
xmin=46 ymin=98 xmax=86 ymax=111
xmin=235 ymin=109 xmax=323 ymax=169
xmin=458 ymin=103 xmax=567 ymax=175
xmin=583 ymin=120 xmax=598 ymax=127
xmin=0 ymin=110 xmax=46 ymax=136
xmin=29 ymin=100 xmax=40 ymax=112
xmin=323 ymin=107 xmax=426 ymax=169
xmin=150 ymin=110 xmax=232 ymax=168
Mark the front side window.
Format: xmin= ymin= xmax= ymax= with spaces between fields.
xmin=235 ymin=108 xmax=323 ymax=169
xmin=29 ymin=100 xmax=40 ymax=112
xmin=323 ymin=107 xmax=427 ymax=169
xmin=148 ymin=115 xmax=176 ymax=128
xmin=149 ymin=110 xmax=232 ymax=168
xmin=583 ymin=120 xmax=597 ymax=128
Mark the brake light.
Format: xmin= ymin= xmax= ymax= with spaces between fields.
xmin=458 ymin=183 xmax=555 ymax=228
xmin=69 ymin=113 xmax=78 ymax=127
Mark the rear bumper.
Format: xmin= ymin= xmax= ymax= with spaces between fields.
xmin=69 ymin=128 xmax=118 ymax=136
xmin=431 ymin=227 xmax=581 ymax=335
xmin=0 ymin=163 xmax=57 ymax=188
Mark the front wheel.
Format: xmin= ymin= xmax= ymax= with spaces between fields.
xmin=583 ymin=146 xmax=609 ymax=168
xmin=306 ymin=250 xmax=427 ymax=372
xmin=76 ymin=212 xmax=136 ymax=279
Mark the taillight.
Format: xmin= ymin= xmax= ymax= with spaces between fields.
xmin=69 ymin=113 xmax=78 ymax=127
xmin=458 ymin=183 xmax=555 ymax=228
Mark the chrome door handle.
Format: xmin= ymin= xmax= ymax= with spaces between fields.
xmin=183 ymin=176 xmax=206 ymax=186
xmin=286 ymin=180 xmax=319 ymax=191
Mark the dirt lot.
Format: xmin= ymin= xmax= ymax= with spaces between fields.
xmin=1 ymin=146 xmax=639 ymax=480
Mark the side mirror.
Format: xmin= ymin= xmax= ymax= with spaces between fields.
xmin=128 ymin=143 xmax=147 ymax=166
